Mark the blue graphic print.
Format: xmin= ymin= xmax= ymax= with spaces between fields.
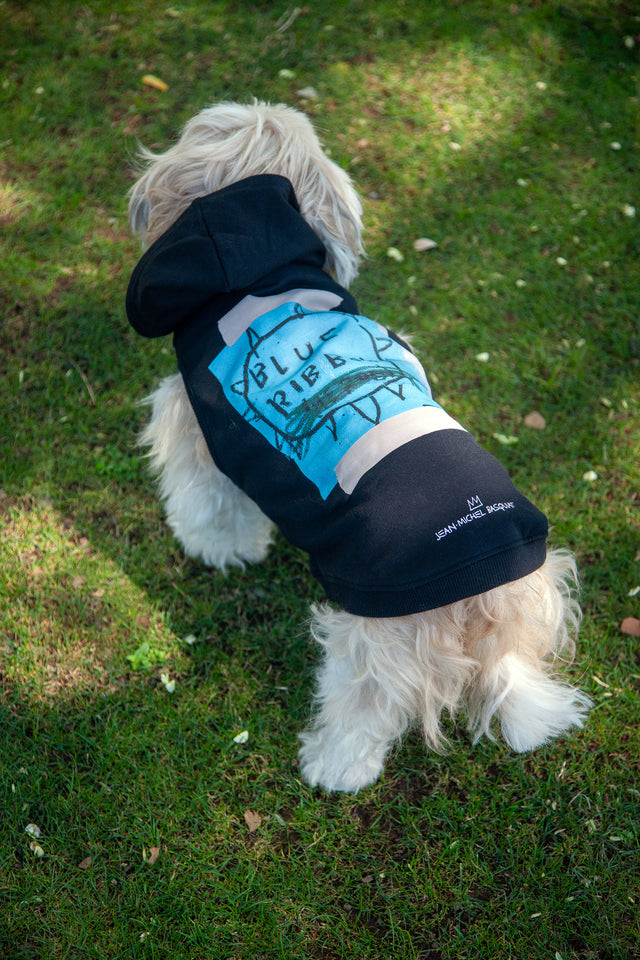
xmin=209 ymin=303 xmax=441 ymax=498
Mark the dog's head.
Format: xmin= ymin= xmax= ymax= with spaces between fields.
xmin=128 ymin=100 xmax=364 ymax=289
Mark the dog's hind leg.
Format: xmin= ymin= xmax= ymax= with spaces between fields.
xmin=298 ymin=605 xmax=479 ymax=792
xmin=298 ymin=606 xmax=423 ymax=792
xmin=463 ymin=553 xmax=592 ymax=752
xmin=140 ymin=373 xmax=274 ymax=570
xmin=470 ymin=653 xmax=592 ymax=753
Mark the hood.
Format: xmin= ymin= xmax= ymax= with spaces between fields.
xmin=126 ymin=174 xmax=328 ymax=338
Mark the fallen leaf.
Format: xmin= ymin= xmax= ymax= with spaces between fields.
xmin=244 ymin=810 xmax=262 ymax=833
xmin=296 ymin=86 xmax=318 ymax=99
xmin=524 ymin=411 xmax=546 ymax=430
xmin=412 ymin=237 xmax=438 ymax=252
xmin=144 ymin=846 xmax=160 ymax=865
xmin=142 ymin=74 xmax=169 ymax=92
xmin=621 ymin=617 xmax=640 ymax=636
xmin=78 ymin=856 xmax=92 ymax=870
xmin=25 ymin=823 xmax=41 ymax=838
xmin=29 ymin=841 xmax=45 ymax=857
xmin=386 ymin=247 xmax=404 ymax=262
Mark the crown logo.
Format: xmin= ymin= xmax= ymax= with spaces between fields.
xmin=467 ymin=495 xmax=483 ymax=511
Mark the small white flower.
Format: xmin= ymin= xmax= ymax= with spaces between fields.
xmin=233 ymin=730 xmax=249 ymax=744
xmin=278 ymin=69 xmax=295 ymax=79
xmin=556 ymin=257 xmax=568 ymax=265
xmin=517 ymin=178 xmax=529 ymax=187
xmin=475 ymin=352 xmax=490 ymax=362
xmin=622 ymin=203 xmax=636 ymax=218
xmin=386 ymin=247 xmax=404 ymax=262
xmin=628 ymin=586 xmax=640 ymax=598
xmin=448 ymin=141 xmax=461 ymax=151
xmin=582 ymin=470 xmax=598 ymax=482
xmin=183 ymin=634 xmax=198 ymax=645
xmin=624 ymin=36 xmax=635 ymax=49
xmin=160 ymin=672 xmax=175 ymax=694
xmin=493 ymin=433 xmax=519 ymax=445
xmin=515 ymin=278 xmax=526 ymax=288
xmin=535 ymin=81 xmax=547 ymax=90
xmin=296 ymin=86 xmax=318 ymax=99
xmin=35 ymin=86 xmax=44 ymax=95
xmin=610 ymin=141 xmax=622 ymax=150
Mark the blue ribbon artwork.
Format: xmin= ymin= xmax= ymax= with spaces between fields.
xmin=209 ymin=303 xmax=441 ymax=498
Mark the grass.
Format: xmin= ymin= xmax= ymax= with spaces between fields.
xmin=1 ymin=0 xmax=639 ymax=957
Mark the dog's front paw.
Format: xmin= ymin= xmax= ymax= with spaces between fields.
xmin=297 ymin=727 xmax=387 ymax=793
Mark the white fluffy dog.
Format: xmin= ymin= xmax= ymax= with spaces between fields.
xmin=126 ymin=100 xmax=591 ymax=792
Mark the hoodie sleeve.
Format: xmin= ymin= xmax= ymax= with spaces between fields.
xmin=126 ymin=175 xmax=327 ymax=338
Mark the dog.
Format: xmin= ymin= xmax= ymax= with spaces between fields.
xmin=126 ymin=100 xmax=591 ymax=792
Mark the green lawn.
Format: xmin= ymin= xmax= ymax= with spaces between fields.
xmin=1 ymin=1 xmax=638 ymax=957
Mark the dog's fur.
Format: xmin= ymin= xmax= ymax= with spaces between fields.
xmin=128 ymin=101 xmax=591 ymax=792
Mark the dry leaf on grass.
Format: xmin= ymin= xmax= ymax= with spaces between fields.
xmin=413 ymin=237 xmax=438 ymax=251
xmin=524 ymin=411 xmax=546 ymax=430
xmin=144 ymin=846 xmax=160 ymax=865
xmin=142 ymin=74 xmax=169 ymax=92
xmin=78 ymin=856 xmax=92 ymax=870
xmin=620 ymin=617 xmax=640 ymax=636
xmin=244 ymin=810 xmax=262 ymax=833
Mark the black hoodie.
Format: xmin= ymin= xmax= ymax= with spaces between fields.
xmin=127 ymin=174 xmax=547 ymax=617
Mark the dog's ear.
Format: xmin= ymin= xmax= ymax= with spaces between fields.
xmin=128 ymin=185 xmax=150 ymax=240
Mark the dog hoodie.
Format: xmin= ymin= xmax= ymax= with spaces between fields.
xmin=127 ymin=174 xmax=548 ymax=617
